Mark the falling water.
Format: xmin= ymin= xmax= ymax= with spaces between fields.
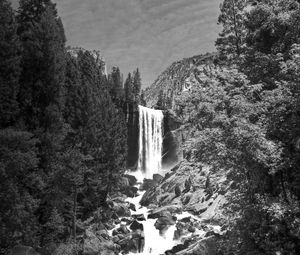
xmin=137 ymin=105 xmax=164 ymax=179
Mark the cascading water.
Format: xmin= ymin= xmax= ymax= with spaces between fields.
xmin=137 ymin=105 xmax=164 ymax=179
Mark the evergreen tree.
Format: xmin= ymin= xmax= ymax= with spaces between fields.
xmin=17 ymin=0 xmax=66 ymax=130
xmin=133 ymin=68 xmax=142 ymax=102
xmin=0 ymin=0 xmax=20 ymax=127
xmin=0 ymin=129 xmax=40 ymax=252
xmin=110 ymin=66 xmax=124 ymax=103
xmin=215 ymin=0 xmax=248 ymax=61
xmin=124 ymin=72 xmax=134 ymax=103
xmin=140 ymin=90 xmax=147 ymax=106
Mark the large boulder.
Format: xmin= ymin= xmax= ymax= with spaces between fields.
xmin=83 ymin=229 xmax=117 ymax=255
xmin=153 ymin=174 xmax=163 ymax=183
xmin=154 ymin=213 xmax=177 ymax=232
xmin=141 ymin=160 xmax=230 ymax=224
xmin=148 ymin=205 xmax=182 ymax=219
xmin=132 ymin=213 xmax=146 ymax=221
xmin=130 ymin=220 xmax=144 ymax=231
xmin=123 ymin=174 xmax=137 ymax=186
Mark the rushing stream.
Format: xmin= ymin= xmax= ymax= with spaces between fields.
xmin=111 ymin=106 xmax=208 ymax=254
xmin=126 ymin=190 xmax=177 ymax=255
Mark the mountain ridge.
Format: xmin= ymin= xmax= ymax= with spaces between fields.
xmin=144 ymin=52 xmax=219 ymax=109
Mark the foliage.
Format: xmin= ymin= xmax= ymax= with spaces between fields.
xmin=0 ymin=129 xmax=40 ymax=252
xmin=0 ymin=0 xmax=136 ymax=252
xmin=0 ymin=0 xmax=20 ymax=127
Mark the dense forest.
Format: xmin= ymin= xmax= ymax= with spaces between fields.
xmin=0 ymin=0 xmax=144 ymax=253
xmin=172 ymin=0 xmax=300 ymax=253
xmin=1 ymin=0 xmax=300 ymax=254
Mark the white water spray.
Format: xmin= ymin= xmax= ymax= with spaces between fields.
xmin=137 ymin=105 xmax=164 ymax=179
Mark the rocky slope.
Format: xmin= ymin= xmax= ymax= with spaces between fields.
xmin=144 ymin=52 xmax=218 ymax=110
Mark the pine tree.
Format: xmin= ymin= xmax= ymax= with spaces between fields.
xmin=0 ymin=0 xmax=20 ymax=127
xmin=110 ymin=66 xmax=124 ymax=103
xmin=0 ymin=129 xmax=40 ymax=251
xmin=140 ymin=90 xmax=147 ymax=106
xmin=133 ymin=68 xmax=142 ymax=102
xmin=17 ymin=0 xmax=66 ymax=130
xmin=215 ymin=0 xmax=248 ymax=61
xmin=124 ymin=72 xmax=134 ymax=103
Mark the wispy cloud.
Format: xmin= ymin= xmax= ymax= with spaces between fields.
xmin=10 ymin=0 xmax=222 ymax=86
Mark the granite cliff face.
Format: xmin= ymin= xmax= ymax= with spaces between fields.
xmin=144 ymin=52 xmax=218 ymax=110
xmin=144 ymin=53 xmax=221 ymax=170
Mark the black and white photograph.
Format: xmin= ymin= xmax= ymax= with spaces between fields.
xmin=1 ymin=0 xmax=300 ymax=254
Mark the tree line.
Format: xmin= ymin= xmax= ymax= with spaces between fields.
xmin=175 ymin=0 xmax=300 ymax=253
xmin=0 ymin=0 xmax=143 ymax=253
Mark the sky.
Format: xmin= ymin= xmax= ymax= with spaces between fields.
xmin=11 ymin=0 xmax=222 ymax=87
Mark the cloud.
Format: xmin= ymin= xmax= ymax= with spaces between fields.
xmin=10 ymin=0 xmax=222 ymax=87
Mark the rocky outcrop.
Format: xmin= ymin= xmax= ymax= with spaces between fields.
xmin=144 ymin=53 xmax=218 ymax=110
xmin=141 ymin=160 xmax=230 ymax=224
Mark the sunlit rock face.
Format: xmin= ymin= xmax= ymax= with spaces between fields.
xmin=144 ymin=52 xmax=218 ymax=110
xmin=137 ymin=106 xmax=164 ymax=179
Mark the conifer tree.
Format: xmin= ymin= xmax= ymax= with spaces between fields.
xmin=215 ymin=0 xmax=248 ymax=61
xmin=133 ymin=68 xmax=142 ymax=102
xmin=17 ymin=0 xmax=66 ymax=130
xmin=110 ymin=66 xmax=124 ymax=103
xmin=0 ymin=0 xmax=20 ymax=127
xmin=124 ymin=72 xmax=134 ymax=103
xmin=140 ymin=90 xmax=147 ymax=106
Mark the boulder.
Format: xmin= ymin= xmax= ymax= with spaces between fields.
xmin=140 ymin=178 xmax=156 ymax=191
xmin=165 ymin=243 xmax=188 ymax=255
xmin=148 ymin=205 xmax=182 ymax=219
xmin=121 ymin=218 xmax=133 ymax=225
xmin=154 ymin=214 xmax=176 ymax=231
xmin=113 ymin=225 xmax=130 ymax=236
xmin=132 ymin=213 xmax=146 ymax=221
xmin=112 ymin=201 xmax=131 ymax=217
xmin=153 ymin=174 xmax=163 ymax=183
xmin=130 ymin=220 xmax=144 ymax=231
xmin=123 ymin=174 xmax=137 ymax=186
xmin=122 ymin=186 xmax=138 ymax=198
xmin=128 ymin=203 xmax=136 ymax=212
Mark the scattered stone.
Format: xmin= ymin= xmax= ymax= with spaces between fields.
xmin=154 ymin=214 xmax=176 ymax=231
xmin=128 ymin=202 xmax=136 ymax=212
xmin=153 ymin=173 xmax=163 ymax=183
xmin=132 ymin=213 xmax=146 ymax=221
xmin=140 ymin=178 xmax=156 ymax=191
xmin=123 ymin=174 xmax=137 ymax=186
xmin=130 ymin=220 xmax=144 ymax=231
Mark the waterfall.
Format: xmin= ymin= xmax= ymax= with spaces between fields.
xmin=137 ymin=105 xmax=164 ymax=179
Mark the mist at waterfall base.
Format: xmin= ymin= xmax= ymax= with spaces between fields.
xmin=116 ymin=106 xmax=215 ymax=254
xmin=129 ymin=105 xmax=179 ymax=254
